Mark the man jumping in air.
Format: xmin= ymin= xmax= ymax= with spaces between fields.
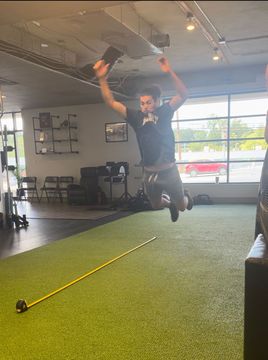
xmin=94 ymin=55 xmax=193 ymax=222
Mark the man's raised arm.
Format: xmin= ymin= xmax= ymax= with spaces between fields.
xmin=157 ymin=57 xmax=188 ymax=111
xmin=93 ymin=60 xmax=127 ymax=119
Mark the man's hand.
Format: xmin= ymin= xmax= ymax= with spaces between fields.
xmin=93 ymin=59 xmax=127 ymax=118
xmin=157 ymin=57 xmax=172 ymax=73
xmin=158 ymin=56 xmax=188 ymax=111
xmin=93 ymin=60 xmax=110 ymax=79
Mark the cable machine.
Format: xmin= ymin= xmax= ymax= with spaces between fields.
xmin=0 ymin=89 xmax=28 ymax=229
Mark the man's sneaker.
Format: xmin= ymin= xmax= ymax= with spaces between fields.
xmin=169 ymin=202 xmax=179 ymax=222
xmin=184 ymin=189 xmax=194 ymax=210
xmin=162 ymin=193 xmax=170 ymax=202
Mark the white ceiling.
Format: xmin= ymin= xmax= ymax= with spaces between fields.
xmin=0 ymin=1 xmax=267 ymax=111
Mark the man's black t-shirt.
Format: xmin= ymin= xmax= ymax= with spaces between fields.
xmin=125 ymin=103 xmax=175 ymax=166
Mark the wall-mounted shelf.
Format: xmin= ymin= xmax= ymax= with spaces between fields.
xmin=33 ymin=113 xmax=79 ymax=155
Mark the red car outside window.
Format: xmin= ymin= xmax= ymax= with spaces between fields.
xmin=185 ymin=160 xmax=227 ymax=177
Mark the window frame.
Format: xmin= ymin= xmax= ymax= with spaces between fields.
xmin=167 ymin=91 xmax=268 ymax=184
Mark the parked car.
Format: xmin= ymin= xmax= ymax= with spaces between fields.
xmin=185 ymin=159 xmax=227 ymax=177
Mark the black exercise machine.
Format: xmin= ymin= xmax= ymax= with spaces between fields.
xmin=0 ymin=93 xmax=29 ymax=229
xmin=103 ymin=162 xmax=132 ymax=205
xmin=255 ymin=149 xmax=268 ymax=241
xmin=244 ymin=148 xmax=268 ymax=360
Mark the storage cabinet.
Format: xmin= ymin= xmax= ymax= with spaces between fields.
xmin=33 ymin=113 xmax=79 ymax=155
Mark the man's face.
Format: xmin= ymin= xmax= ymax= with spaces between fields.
xmin=140 ymin=95 xmax=159 ymax=114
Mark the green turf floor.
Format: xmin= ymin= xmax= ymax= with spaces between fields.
xmin=0 ymin=204 xmax=256 ymax=360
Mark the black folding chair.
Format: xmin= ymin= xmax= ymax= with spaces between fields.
xmin=40 ymin=176 xmax=60 ymax=202
xmin=58 ymin=176 xmax=74 ymax=202
xmin=18 ymin=176 xmax=39 ymax=202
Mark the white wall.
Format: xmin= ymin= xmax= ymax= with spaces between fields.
xmin=22 ymin=101 xmax=143 ymax=198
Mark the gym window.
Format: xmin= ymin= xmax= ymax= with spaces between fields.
xmin=170 ymin=92 xmax=268 ymax=183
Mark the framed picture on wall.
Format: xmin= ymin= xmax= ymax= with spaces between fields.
xmin=105 ymin=122 xmax=128 ymax=143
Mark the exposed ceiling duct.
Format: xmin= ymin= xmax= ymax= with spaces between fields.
xmin=0 ymin=2 xmax=170 ymax=87
xmin=0 ymin=24 xmax=77 ymax=67
xmin=101 ymin=3 xmax=170 ymax=58
xmin=0 ymin=3 xmax=170 ymax=67
xmin=0 ymin=77 xmax=18 ymax=86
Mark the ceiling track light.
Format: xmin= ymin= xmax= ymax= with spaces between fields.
xmin=212 ymin=48 xmax=220 ymax=61
xmin=218 ymin=37 xmax=226 ymax=45
xmin=186 ymin=12 xmax=195 ymax=31
xmin=175 ymin=1 xmax=229 ymax=64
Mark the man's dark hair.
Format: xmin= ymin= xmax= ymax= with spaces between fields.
xmin=140 ymin=85 xmax=162 ymax=101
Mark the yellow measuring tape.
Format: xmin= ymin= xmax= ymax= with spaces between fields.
xmin=16 ymin=236 xmax=158 ymax=313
